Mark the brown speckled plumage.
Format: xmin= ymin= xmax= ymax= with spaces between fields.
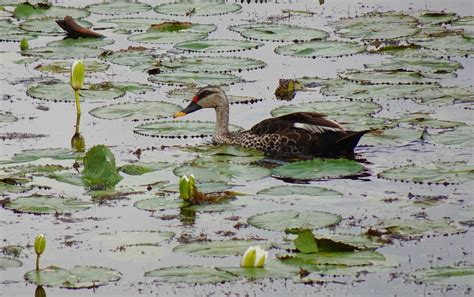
xmin=175 ymin=86 xmax=369 ymax=157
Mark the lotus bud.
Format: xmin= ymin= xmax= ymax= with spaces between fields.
xmin=70 ymin=60 xmax=84 ymax=91
xmin=179 ymin=175 xmax=190 ymax=200
xmin=34 ymin=234 xmax=46 ymax=256
xmin=20 ymin=38 xmax=29 ymax=51
xmin=240 ymin=245 xmax=267 ymax=268
xmin=188 ymin=174 xmax=195 ymax=198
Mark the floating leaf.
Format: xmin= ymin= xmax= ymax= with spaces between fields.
xmin=134 ymin=121 xmax=242 ymax=138
xmin=128 ymin=23 xmax=215 ymax=44
xmin=275 ymin=40 xmax=365 ymax=58
xmin=47 ymin=172 xmax=85 ymax=187
xmin=174 ymin=162 xmax=270 ymax=182
xmin=90 ymin=102 xmax=180 ymax=121
xmin=230 ymin=23 xmax=328 ymax=42
xmin=0 ymin=148 xmax=79 ymax=165
xmin=340 ymin=69 xmax=435 ymax=85
xmin=167 ymin=88 xmax=262 ymax=105
xmin=82 ymin=145 xmax=122 ymax=189
xmin=332 ymin=12 xmax=419 ymax=40
xmin=248 ymin=210 xmax=342 ymax=232
xmin=149 ymin=72 xmax=241 ymax=86
xmin=162 ymin=181 xmax=234 ymax=194
xmin=428 ymin=126 xmax=474 ymax=148
xmin=173 ymin=240 xmax=267 ymax=257
xmin=272 ymin=159 xmax=364 ymax=180
xmin=47 ymin=37 xmax=114 ymax=48
xmin=27 ymin=82 xmax=126 ymax=103
xmin=145 ymin=266 xmax=237 ymax=284
xmin=120 ymin=162 xmax=172 ymax=175
xmin=396 ymin=112 xmax=465 ymax=129
xmin=279 ymin=250 xmax=386 ymax=268
xmin=99 ymin=46 xmax=166 ymax=71
xmin=175 ymin=39 xmax=262 ymax=53
xmin=222 ymin=261 xmax=299 ymax=280
xmin=0 ymin=175 xmax=33 ymax=195
xmin=35 ymin=60 xmax=109 ymax=74
xmin=3 ymin=194 xmax=91 ymax=214
xmin=97 ymin=18 xmax=168 ymax=34
xmin=413 ymin=34 xmax=474 ymax=56
xmin=161 ymin=56 xmax=266 ymax=73
xmin=154 ymin=2 xmax=241 ymax=16
xmin=378 ymin=162 xmax=474 ymax=184
xmin=24 ymin=265 xmax=121 ymax=289
xmin=14 ymin=3 xmax=90 ymax=20
xmin=375 ymin=218 xmax=461 ymax=238
xmin=0 ymin=257 xmax=22 ymax=270
xmin=364 ymin=57 xmax=462 ymax=74
xmin=360 ymin=127 xmax=422 ymax=146
xmin=96 ymin=230 xmax=175 ymax=247
xmin=86 ymin=1 xmax=152 ymax=15
xmin=411 ymin=266 xmax=474 ymax=286
xmin=20 ymin=18 xmax=92 ymax=35
xmin=24 ymin=45 xmax=103 ymax=59
xmin=271 ymin=100 xmax=381 ymax=118
xmin=412 ymin=11 xmax=457 ymax=25
xmin=451 ymin=16 xmax=474 ymax=38
xmin=0 ymin=112 xmax=17 ymax=123
xmin=257 ymin=185 xmax=343 ymax=198
xmin=294 ymin=230 xmax=318 ymax=254
xmin=134 ymin=197 xmax=183 ymax=212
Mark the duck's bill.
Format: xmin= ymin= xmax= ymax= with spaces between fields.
xmin=174 ymin=101 xmax=201 ymax=117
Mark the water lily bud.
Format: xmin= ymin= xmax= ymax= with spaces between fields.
xmin=34 ymin=234 xmax=46 ymax=256
xmin=35 ymin=286 xmax=46 ymax=297
xmin=71 ymin=132 xmax=85 ymax=152
xmin=240 ymin=245 xmax=267 ymax=267
xmin=254 ymin=246 xmax=268 ymax=267
xmin=20 ymin=38 xmax=29 ymax=51
xmin=188 ymin=174 xmax=195 ymax=198
xmin=70 ymin=60 xmax=84 ymax=91
xmin=179 ymin=175 xmax=190 ymax=200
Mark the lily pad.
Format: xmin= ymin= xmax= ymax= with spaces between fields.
xmin=173 ymin=240 xmax=266 ymax=257
xmin=411 ymin=266 xmax=474 ymax=286
xmin=97 ymin=18 xmax=168 ymax=34
xmin=145 ymin=266 xmax=237 ymax=284
xmin=99 ymin=46 xmax=166 ymax=71
xmin=47 ymin=172 xmax=85 ymax=187
xmin=275 ymin=40 xmax=365 ymax=58
xmin=360 ymin=127 xmax=422 ymax=146
xmin=120 ymin=162 xmax=172 ymax=175
xmin=128 ymin=23 xmax=216 ymax=44
xmin=175 ymin=39 xmax=262 ymax=53
xmin=340 ymin=69 xmax=435 ymax=85
xmin=0 ymin=112 xmax=17 ymax=123
xmin=230 ymin=23 xmax=328 ymax=42
xmin=134 ymin=121 xmax=242 ymax=138
xmin=83 ymin=145 xmax=122 ymax=189
xmin=378 ymin=162 xmax=474 ymax=184
xmin=154 ymin=1 xmax=241 ymax=16
xmin=248 ymin=210 xmax=342 ymax=232
xmin=27 ymin=82 xmax=126 ymax=103
xmin=86 ymin=1 xmax=152 ymax=15
xmin=0 ymin=175 xmax=33 ymax=195
xmin=451 ymin=16 xmax=474 ymax=37
xmin=24 ymin=45 xmax=103 ymax=59
xmin=174 ymin=162 xmax=270 ymax=182
xmin=47 ymin=37 xmax=114 ymax=48
xmin=96 ymin=230 xmax=175 ymax=247
xmin=364 ymin=57 xmax=462 ymax=74
xmin=35 ymin=60 xmax=109 ymax=74
xmin=257 ymin=185 xmax=343 ymax=198
xmin=14 ymin=3 xmax=90 ymax=20
xmin=332 ymin=12 xmax=419 ymax=40
xmin=134 ymin=197 xmax=183 ymax=212
xmin=3 ymin=194 xmax=91 ymax=214
xmin=279 ymin=250 xmax=386 ymax=268
xmin=0 ymin=257 xmax=22 ymax=270
xmin=24 ymin=265 xmax=121 ymax=289
xmin=20 ymin=18 xmax=92 ymax=35
xmin=396 ymin=112 xmax=465 ymax=129
xmin=413 ymin=34 xmax=474 ymax=56
xmin=90 ymin=102 xmax=181 ymax=121
xmin=0 ymin=19 xmax=36 ymax=41
xmin=412 ymin=11 xmax=457 ymax=25
xmin=161 ymin=56 xmax=266 ymax=73
xmin=272 ymin=159 xmax=364 ymax=180
xmin=0 ymin=148 xmax=80 ymax=165
xmin=271 ymin=100 xmax=381 ymax=118
xmin=162 ymin=181 xmax=234 ymax=194
xmin=149 ymin=72 xmax=241 ymax=86
xmin=375 ymin=218 xmax=461 ymax=238
xmin=167 ymin=88 xmax=262 ymax=105
xmin=428 ymin=126 xmax=474 ymax=148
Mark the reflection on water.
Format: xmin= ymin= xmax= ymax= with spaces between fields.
xmin=71 ymin=112 xmax=85 ymax=152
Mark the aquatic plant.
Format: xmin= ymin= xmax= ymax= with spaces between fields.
xmin=20 ymin=38 xmax=28 ymax=51
xmin=34 ymin=234 xmax=46 ymax=271
xmin=179 ymin=174 xmax=195 ymax=200
xmin=70 ymin=60 xmax=84 ymax=114
xmin=240 ymin=245 xmax=267 ymax=268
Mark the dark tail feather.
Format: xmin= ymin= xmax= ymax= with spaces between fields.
xmin=334 ymin=130 xmax=370 ymax=155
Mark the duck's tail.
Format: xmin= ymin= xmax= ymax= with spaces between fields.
xmin=334 ymin=129 xmax=371 ymax=155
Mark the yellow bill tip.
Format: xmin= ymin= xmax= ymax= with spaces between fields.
xmin=174 ymin=111 xmax=187 ymax=118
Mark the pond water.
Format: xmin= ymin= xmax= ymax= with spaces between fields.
xmin=0 ymin=0 xmax=473 ymax=296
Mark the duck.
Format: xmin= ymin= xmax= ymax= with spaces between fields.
xmin=174 ymin=86 xmax=370 ymax=157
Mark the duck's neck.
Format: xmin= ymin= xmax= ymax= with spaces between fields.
xmin=214 ymin=104 xmax=230 ymax=137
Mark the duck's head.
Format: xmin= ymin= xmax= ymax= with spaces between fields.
xmin=174 ymin=86 xmax=227 ymax=117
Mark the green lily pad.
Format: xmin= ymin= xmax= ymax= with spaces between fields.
xmin=248 ymin=210 xmax=342 ymax=232
xmin=360 ymin=127 xmax=422 ymax=146
xmin=0 ymin=148 xmax=80 ymax=165
xmin=128 ymin=23 xmax=216 ymax=44
xmin=35 ymin=60 xmax=109 ymax=74
xmin=173 ymin=240 xmax=267 ymax=257
xmin=24 ymin=45 xmax=103 ymax=59
xmin=272 ymin=159 xmax=364 ymax=181
xmin=96 ymin=230 xmax=175 ymax=247
xmin=162 ymin=181 xmax=234 ymax=194
xmin=97 ymin=18 xmax=168 ymax=34
xmin=364 ymin=57 xmax=462 ymax=74
xmin=222 ymin=261 xmax=299 ymax=280
xmin=99 ymin=47 xmax=166 ymax=71
xmin=134 ymin=121 xmax=242 ymax=138
xmin=230 ymin=23 xmax=328 ymax=42
xmin=376 ymin=218 xmax=461 ymax=238
xmin=120 ymin=162 xmax=172 ymax=175
xmin=340 ymin=69 xmax=435 ymax=85
xmin=145 ymin=266 xmax=237 ymax=284
xmin=27 ymin=82 xmax=126 ymax=103
xmin=451 ymin=16 xmax=474 ymax=37
xmin=174 ymin=162 xmax=270 ymax=182
xmin=0 ymin=257 xmax=22 ymax=270
xmin=24 ymin=265 xmax=121 ymax=289
xmin=332 ymin=12 xmax=419 ymax=40
xmin=0 ymin=175 xmax=33 ymax=195
xmin=154 ymin=1 xmax=241 ymax=16
xmin=275 ymin=40 xmax=365 ymax=58
xmin=5 ymin=164 xmax=67 ymax=175
xmin=0 ymin=19 xmax=36 ymax=41
xmin=294 ymin=229 xmax=319 ymax=254
xmin=20 ymin=18 xmax=92 ymax=35
xmin=83 ymin=145 xmax=122 ymax=189
xmin=271 ymin=100 xmax=381 ymax=118
xmin=149 ymin=72 xmax=241 ymax=86
xmin=167 ymin=88 xmax=262 ymax=105
xmin=413 ymin=34 xmax=474 ymax=56
xmin=47 ymin=37 xmax=114 ymax=48
xmin=0 ymin=112 xmax=17 ymax=123
xmin=175 ymin=39 xmax=262 ymax=53
xmin=86 ymin=1 xmax=152 ymax=15
xmin=378 ymin=162 xmax=474 ymax=184
xmin=412 ymin=11 xmax=457 ymax=25
xmin=411 ymin=266 xmax=474 ymax=286
xmin=184 ymin=144 xmax=264 ymax=164
xmin=134 ymin=197 xmax=183 ymax=212
xmin=89 ymin=101 xmax=181 ymax=121
xmin=396 ymin=112 xmax=465 ymax=129
xmin=257 ymin=185 xmax=343 ymax=198
xmin=428 ymin=126 xmax=474 ymax=148
xmin=14 ymin=3 xmax=90 ymax=20
xmin=3 ymin=194 xmax=91 ymax=214
xmin=47 ymin=172 xmax=85 ymax=187
xmin=279 ymin=250 xmax=386 ymax=268
xmin=161 ymin=56 xmax=266 ymax=73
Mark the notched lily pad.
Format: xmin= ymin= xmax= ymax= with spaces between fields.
xmin=86 ymin=1 xmax=152 ymax=15
xmin=3 ymin=194 xmax=91 ymax=214
xmin=0 ymin=148 xmax=80 ymax=165
xmin=128 ymin=23 xmax=215 ymax=44
xmin=174 ymin=162 xmax=270 ymax=182
xmin=410 ymin=266 xmax=474 ymax=286
xmin=229 ymin=23 xmax=328 ymax=42
xmin=427 ymin=126 xmax=474 ymax=148
xmin=24 ymin=45 xmax=103 ymax=59
xmin=145 ymin=266 xmax=237 ymax=284
xmin=364 ymin=57 xmax=462 ymax=74
xmin=173 ymin=240 xmax=266 ymax=257
xmin=412 ymin=11 xmax=457 ymax=25
xmin=154 ymin=2 xmax=241 ymax=16
xmin=371 ymin=218 xmax=461 ymax=239
xmin=167 ymin=88 xmax=262 ymax=105
xmin=24 ymin=265 xmax=121 ymax=289
xmin=271 ymin=100 xmax=381 ymax=118
xmin=20 ymin=18 xmax=92 ymax=35
xmin=248 ymin=210 xmax=342 ymax=232
xmin=35 ymin=60 xmax=109 ymax=74
xmin=340 ymin=69 xmax=436 ymax=85
xmin=134 ymin=121 xmax=242 ymax=138
xmin=175 ymin=39 xmax=262 ymax=53
xmin=161 ymin=56 xmax=266 ymax=73
xmin=90 ymin=101 xmax=181 ymax=121
xmin=272 ymin=159 xmax=365 ymax=181
xmin=47 ymin=37 xmax=113 ymax=48
xmin=96 ymin=230 xmax=175 ymax=247
xmin=257 ymin=185 xmax=343 ymax=198
xmin=275 ymin=40 xmax=365 ymax=58
xmin=14 ymin=3 xmax=90 ymax=20
xmin=99 ymin=46 xmax=166 ymax=71
xmin=119 ymin=162 xmax=172 ymax=175
xmin=149 ymin=71 xmax=241 ymax=86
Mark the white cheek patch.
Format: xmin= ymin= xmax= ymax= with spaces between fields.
xmin=293 ymin=123 xmax=344 ymax=134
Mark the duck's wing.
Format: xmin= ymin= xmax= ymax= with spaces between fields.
xmin=250 ymin=112 xmax=345 ymax=135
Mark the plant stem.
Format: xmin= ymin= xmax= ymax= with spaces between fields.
xmin=74 ymin=90 xmax=81 ymax=115
xmin=75 ymin=112 xmax=81 ymax=133
xmin=35 ymin=255 xmax=40 ymax=271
